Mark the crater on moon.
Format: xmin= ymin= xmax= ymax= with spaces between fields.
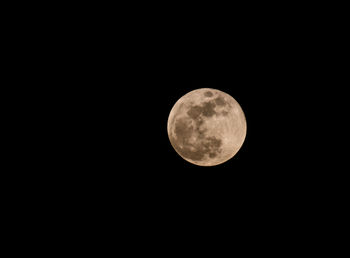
xmin=221 ymin=110 xmax=229 ymax=116
xmin=204 ymin=91 xmax=213 ymax=97
xmin=214 ymin=96 xmax=226 ymax=106
xmin=167 ymin=88 xmax=247 ymax=166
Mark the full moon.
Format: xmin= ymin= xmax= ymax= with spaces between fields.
xmin=167 ymin=88 xmax=247 ymax=166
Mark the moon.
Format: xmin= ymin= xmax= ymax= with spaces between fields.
xmin=167 ymin=88 xmax=247 ymax=166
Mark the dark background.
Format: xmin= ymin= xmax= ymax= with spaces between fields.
xmin=14 ymin=3 xmax=345 ymax=250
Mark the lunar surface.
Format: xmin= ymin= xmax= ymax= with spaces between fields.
xmin=167 ymin=88 xmax=247 ymax=166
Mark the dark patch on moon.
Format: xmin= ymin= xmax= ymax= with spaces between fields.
xmin=206 ymin=136 xmax=222 ymax=148
xmin=170 ymin=115 xmax=223 ymax=162
xmin=202 ymin=101 xmax=216 ymax=117
xmin=209 ymin=152 xmax=217 ymax=158
xmin=215 ymin=96 xmax=226 ymax=106
xmin=196 ymin=117 xmax=204 ymax=126
xmin=174 ymin=118 xmax=193 ymax=146
xmin=204 ymin=91 xmax=213 ymax=97
xmin=197 ymin=128 xmax=207 ymax=139
xmin=187 ymin=101 xmax=217 ymax=119
xmin=221 ymin=110 xmax=229 ymax=116
xmin=177 ymin=146 xmax=206 ymax=161
xmin=187 ymin=105 xmax=202 ymax=119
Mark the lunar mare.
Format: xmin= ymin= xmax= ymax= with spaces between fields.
xmin=167 ymin=88 xmax=247 ymax=166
